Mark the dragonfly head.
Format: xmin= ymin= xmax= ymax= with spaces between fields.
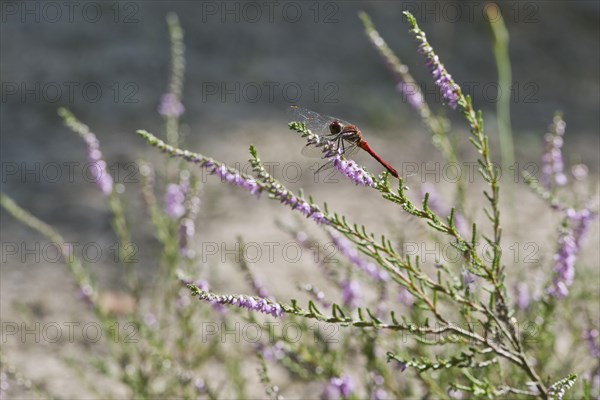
xmin=328 ymin=120 xmax=343 ymax=135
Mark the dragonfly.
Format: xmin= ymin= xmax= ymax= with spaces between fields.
xmin=289 ymin=106 xmax=399 ymax=178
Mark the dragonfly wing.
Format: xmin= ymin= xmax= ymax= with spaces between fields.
xmin=299 ymin=138 xmax=360 ymax=160
xmin=288 ymin=106 xmax=353 ymax=138
xmin=288 ymin=106 xmax=332 ymax=135
xmin=300 ymin=143 xmax=328 ymax=158
xmin=315 ymin=161 xmax=336 ymax=174
xmin=340 ymin=141 xmax=360 ymax=158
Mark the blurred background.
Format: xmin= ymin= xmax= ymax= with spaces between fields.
xmin=2 ymin=1 xmax=599 ymax=196
xmin=1 ymin=0 xmax=599 ymax=397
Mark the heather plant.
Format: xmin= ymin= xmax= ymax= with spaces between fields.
xmin=2 ymin=8 xmax=599 ymax=400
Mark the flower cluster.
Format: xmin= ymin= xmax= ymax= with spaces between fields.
xmin=206 ymin=163 xmax=261 ymax=195
xmin=162 ymin=171 xmax=201 ymax=257
xmin=328 ymin=230 xmax=388 ymax=281
xmin=405 ymin=12 xmax=460 ymax=109
xmin=323 ymin=375 xmax=355 ymax=400
xmin=540 ymin=114 xmax=567 ymax=188
xmin=425 ymin=55 xmax=460 ymax=109
xmin=271 ymin=187 xmax=328 ymax=224
xmin=158 ymin=93 xmax=185 ymax=118
xmin=548 ymin=208 xmax=595 ymax=298
xmin=192 ymin=287 xmax=283 ymax=318
xmin=193 ymin=280 xmax=226 ymax=314
xmin=330 ymin=150 xmax=375 ymax=187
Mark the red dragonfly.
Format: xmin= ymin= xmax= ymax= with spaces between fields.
xmin=289 ymin=106 xmax=399 ymax=178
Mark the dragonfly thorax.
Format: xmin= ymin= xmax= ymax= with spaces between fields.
xmin=341 ymin=131 xmax=360 ymax=142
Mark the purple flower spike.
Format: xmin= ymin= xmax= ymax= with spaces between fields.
xmin=540 ymin=115 xmax=567 ymax=189
xmin=331 ymin=150 xmax=375 ymax=187
xmin=271 ymin=188 xmax=328 ymax=225
xmin=341 ymin=280 xmax=361 ymax=310
xmin=81 ymin=132 xmax=113 ymax=195
xmin=164 ymin=183 xmax=186 ymax=218
xmin=206 ymin=163 xmax=261 ymax=196
xmin=329 ymin=230 xmax=388 ymax=282
xmin=547 ymin=208 xmax=596 ymax=299
xmin=514 ymin=282 xmax=530 ymax=310
xmin=194 ymin=288 xmax=283 ymax=318
xmin=361 ymin=14 xmax=425 ymax=112
xmin=406 ymin=15 xmax=461 ymax=109
xmin=397 ymin=81 xmax=424 ymax=110
xmin=425 ymin=56 xmax=459 ymax=109
xmin=158 ymin=93 xmax=185 ymax=118
xmin=584 ymin=328 xmax=600 ymax=358
xmin=310 ymin=211 xmax=328 ymax=225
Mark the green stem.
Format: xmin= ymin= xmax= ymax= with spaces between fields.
xmin=486 ymin=3 xmax=514 ymax=170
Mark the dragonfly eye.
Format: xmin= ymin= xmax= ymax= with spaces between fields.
xmin=329 ymin=120 xmax=342 ymax=134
